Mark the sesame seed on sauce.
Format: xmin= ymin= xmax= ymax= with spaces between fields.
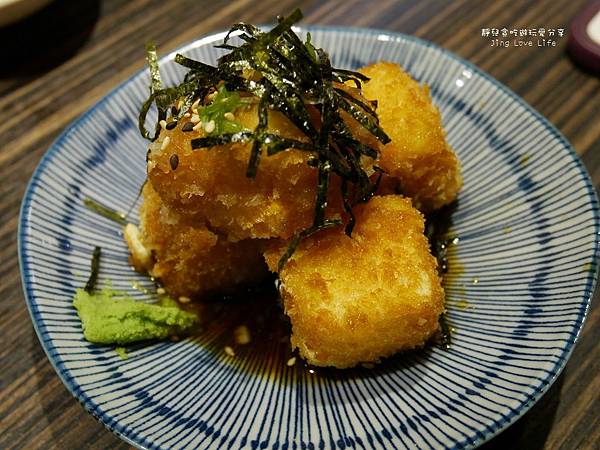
xmin=159 ymin=119 xmax=167 ymax=129
xmin=166 ymin=121 xmax=177 ymax=130
xmin=170 ymin=154 xmax=179 ymax=170
xmin=234 ymin=325 xmax=251 ymax=345
xmin=224 ymin=112 xmax=235 ymax=121
xmin=181 ymin=122 xmax=194 ymax=132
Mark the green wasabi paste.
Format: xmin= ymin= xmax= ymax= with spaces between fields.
xmin=115 ymin=347 xmax=128 ymax=360
xmin=73 ymin=288 xmax=198 ymax=345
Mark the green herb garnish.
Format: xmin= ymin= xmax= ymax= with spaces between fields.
xmin=197 ymin=85 xmax=244 ymax=135
xmin=83 ymin=197 xmax=127 ymax=225
xmin=305 ymin=32 xmax=318 ymax=63
xmin=139 ymin=9 xmax=391 ymax=267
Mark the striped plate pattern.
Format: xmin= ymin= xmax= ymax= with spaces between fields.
xmin=18 ymin=27 xmax=599 ymax=449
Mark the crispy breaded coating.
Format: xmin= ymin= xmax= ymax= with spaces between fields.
xmin=139 ymin=183 xmax=268 ymax=299
xmin=264 ymin=195 xmax=445 ymax=368
xmin=147 ymin=107 xmax=343 ymax=242
xmin=360 ymin=62 xmax=462 ymax=212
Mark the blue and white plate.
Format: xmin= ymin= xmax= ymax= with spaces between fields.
xmin=19 ymin=26 xmax=599 ymax=449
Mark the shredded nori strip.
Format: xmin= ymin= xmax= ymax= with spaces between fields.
xmin=191 ymin=131 xmax=254 ymax=148
xmin=247 ymin=89 xmax=270 ymax=177
xmin=84 ymin=246 xmax=102 ymax=294
xmin=124 ymin=181 xmax=147 ymax=222
xmin=139 ymin=9 xmax=392 ymax=267
xmin=83 ymin=197 xmax=127 ymax=225
xmin=277 ymin=218 xmax=342 ymax=272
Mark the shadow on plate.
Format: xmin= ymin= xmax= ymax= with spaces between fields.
xmin=0 ymin=0 xmax=100 ymax=80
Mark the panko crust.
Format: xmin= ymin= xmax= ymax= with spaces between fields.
xmin=264 ymin=195 xmax=445 ymax=368
xmin=139 ymin=182 xmax=268 ymax=299
xmin=147 ymin=107 xmax=343 ymax=242
xmin=359 ymin=62 xmax=462 ymax=212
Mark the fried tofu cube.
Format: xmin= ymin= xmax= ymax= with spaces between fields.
xmin=263 ymin=195 xmax=445 ymax=368
xmin=360 ymin=62 xmax=462 ymax=212
xmin=147 ymin=108 xmax=343 ymax=242
xmin=139 ymin=182 xmax=268 ymax=299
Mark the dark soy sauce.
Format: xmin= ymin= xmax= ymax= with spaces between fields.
xmin=425 ymin=200 xmax=460 ymax=349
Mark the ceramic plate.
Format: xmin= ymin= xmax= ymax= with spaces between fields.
xmin=0 ymin=0 xmax=53 ymax=27
xmin=19 ymin=26 xmax=600 ymax=449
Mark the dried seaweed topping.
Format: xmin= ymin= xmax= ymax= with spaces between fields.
xmin=139 ymin=9 xmax=391 ymax=268
xmin=84 ymin=246 xmax=102 ymax=294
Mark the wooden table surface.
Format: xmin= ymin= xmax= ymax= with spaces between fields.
xmin=1 ymin=0 xmax=598 ymax=448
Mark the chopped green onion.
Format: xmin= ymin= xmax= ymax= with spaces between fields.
xmin=83 ymin=197 xmax=127 ymax=225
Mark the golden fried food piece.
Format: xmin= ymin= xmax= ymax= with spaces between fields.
xmin=147 ymin=107 xmax=343 ymax=242
xmin=360 ymin=62 xmax=462 ymax=212
xmin=263 ymin=195 xmax=445 ymax=368
xmin=139 ymin=182 xmax=268 ymax=299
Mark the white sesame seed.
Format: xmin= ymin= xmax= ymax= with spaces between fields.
xmin=234 ymin=325 xmax=251 ymax=345
xmin=183 ymin=112 xmax=191 ymax=118
xmin=160 ymin=136 xmax=171 ymax=151
xmin=190 ymin=114 xmax=200 ymax=124
xmin=192 ymin=122 xmax=203 ymax=131
xmin=204 ymin=120 xmax=215 ymax=133
xmin=224 ymin=346 xmax=235 ymax=357
xmin=286 ymin=357 xmax=296 ymax=367
xmin=191 ymin=99 xmax=200 ymax=109
xmin=206 ymin=92 xmax=216 ymax=102
xmin=159 ymin=119 xmax=167 ymax=129
xmin=223 ymin=112 xmax=235 ymax=121
xmin=156 ymin=287 xmax=166 ymax=295
xmin=178 ymin=295 xmax=191 ymax=304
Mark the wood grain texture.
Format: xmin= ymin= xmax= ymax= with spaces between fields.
xmin=0 ymin=0 xmax=598 ymax=448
